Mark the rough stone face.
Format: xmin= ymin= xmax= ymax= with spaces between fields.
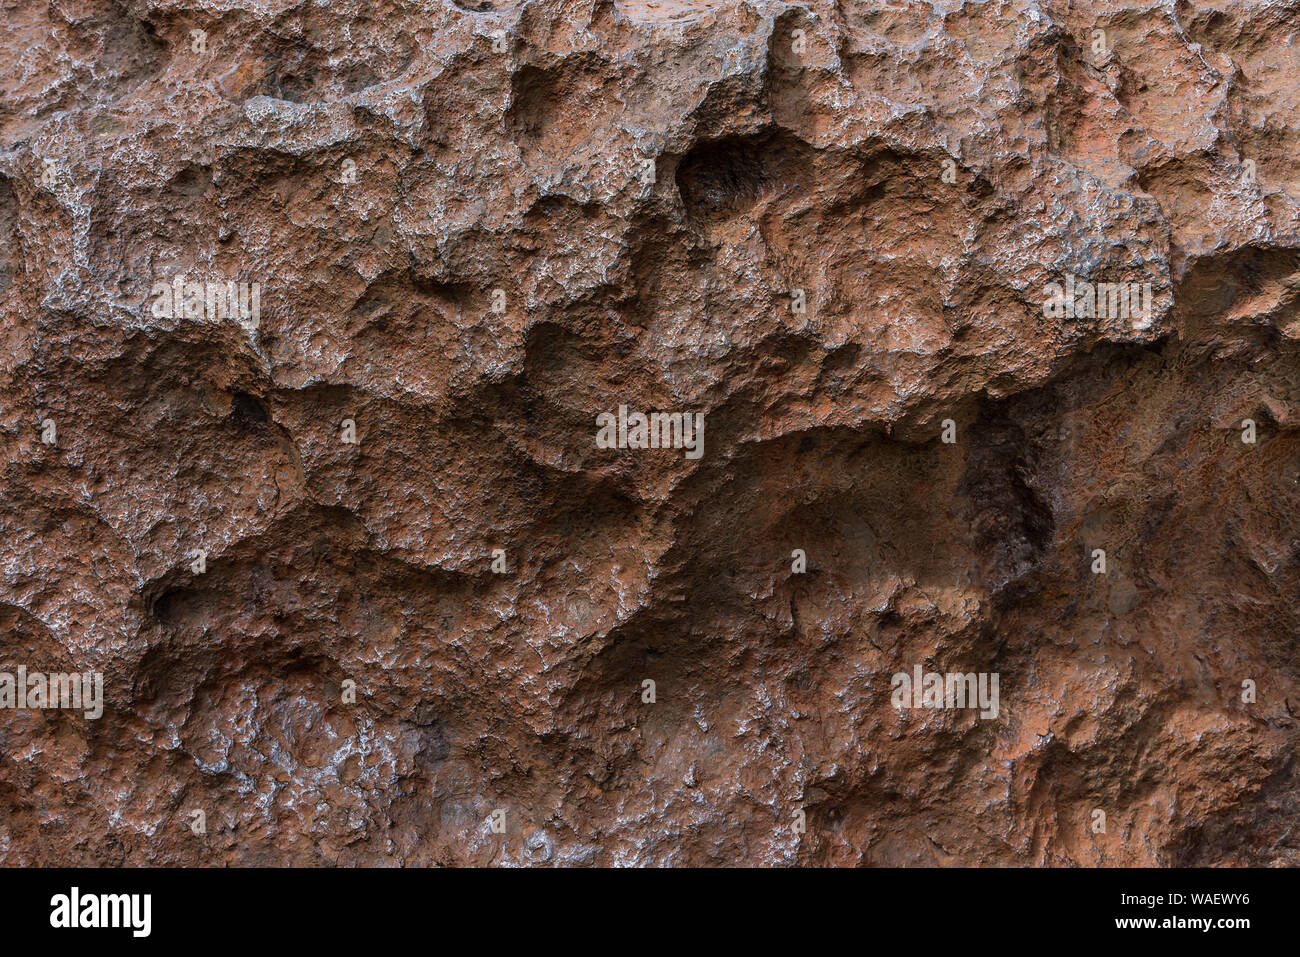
xmin=1 ymin=0 xmax=1298 ymax=866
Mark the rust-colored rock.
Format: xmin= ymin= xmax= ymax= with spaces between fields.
xmin=1 ymin=0 xmax=1298 ymax=866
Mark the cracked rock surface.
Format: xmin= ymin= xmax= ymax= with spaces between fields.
xmin=1 ymin=0 xmax=1298 ymax=865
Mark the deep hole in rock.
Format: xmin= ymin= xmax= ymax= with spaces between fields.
xmin=675 ymin=135 xmax=772 ymax=221
xmin=230 ymin=391 xmax=270 ymax=434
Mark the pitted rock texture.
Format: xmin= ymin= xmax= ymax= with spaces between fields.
xmin=1 ymin=0 xmax=1298 ymax=866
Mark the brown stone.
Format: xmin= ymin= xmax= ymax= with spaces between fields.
xmin=0 ymin=0 xmax=1297 ymax=866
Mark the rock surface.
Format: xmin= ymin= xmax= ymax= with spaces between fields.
xmin=1 ymin=0 xmax=1298 ymax=866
